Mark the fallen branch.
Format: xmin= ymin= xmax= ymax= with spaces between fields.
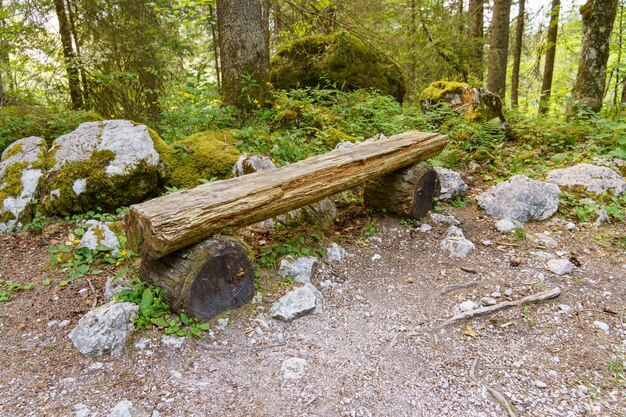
xmin=440 ymin=280 xmax=481 ymax=295
xmin=469 ymin=358 xmax=517 ymax=417
xmin=433 ymin=287 xmax=561 ymax=330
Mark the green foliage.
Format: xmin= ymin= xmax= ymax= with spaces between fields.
xmin=0 ymin=106 xmax=102 ymax=153
xmin=0 ymin=280 xmax=34 ymax=303
xmin=64 ymin=207 xmax=128 ymax=224
xmin=114 ymin=274 xmax=210 ymax=337
xmin=364 ymin=222 xmax=378 ymax=236
xmin=270 ymin=31 xmax=406 ymax=102
xmin=256 ymin=230 xmax=325 ymax=268
xmin=559 ymin=191 xmax=626 ymax=224
xmin=21 ymin=211 xmax=48 ymax=233
xmin=514 ymin=227 xmax=527 ymax=241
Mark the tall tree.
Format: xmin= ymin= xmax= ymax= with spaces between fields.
xmin=486 ymin=0 xmax=512 ymax=98
xmin=538 ymin=0 xmax=560 ymax=113
xmin=54 ymin=0 xmax=83 ymax=109
xmin=467 ymin=0 xmax=484 ymax=81
xmin=217 ymin=0 xmax=269 ymax=108
xmin=571 ymin=0 xmax=619 ymax=113
xmin=510 ymin=0 xmax=525 ymax=108
xmin=0 ymin=0 xmax=8 ymax=105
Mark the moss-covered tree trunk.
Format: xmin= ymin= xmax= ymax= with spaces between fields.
xmin=217 ymin=0 xmax=269 ymax=108
xmin=467 ymin=0 xmax=484 ymax=81
xmin=486 ymin=0 xmax=512 ymax=99
xmin=571 ymin=0 xmax=619 ymax=113
xmin=539 ymin=0 xmax=561 ymax=114
xmin=510 ymin=0 xmax=525 ymax=108
xmin=54 ymin=0 xmax=83 ymax=109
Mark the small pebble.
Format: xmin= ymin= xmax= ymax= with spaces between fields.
xmin=504 ymin=288 xmax=513 ymax=297
xmin=459 ymin=300 xmax=477 ymax=312
xmin=371 ymin=254 xmax=381 ymax=261
xmin=535 ymin=380 xmax=548 ymax=389
xmin=566 ymin=222 xmax=576 ymax=230
xmin=593 ymin=321 xmax=610 ymax=334
xmin=479 ymin=297 xmax=497 ymax=306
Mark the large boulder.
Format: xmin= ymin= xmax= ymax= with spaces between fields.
xmin=477 ymin=175 xmax=560 ymax=222
xmin=419 ymin=81 xmax=504 ymax=122
xmin=42 ymin=120 xmax=161 ymax=215
xmin=160 ymin=130 xmax=241 ymax=189
xmin=0 ymin=137 xmax=47 ymax=233
xmin=545 ymin=163 xmax=625 ymax=196
xmin=270 ymin=31 xmax=406 ymax=102
xmin=68 ymin=302 xmax=138 ymax=357
xmin=270 ymin=283 xmax=323 ymax=322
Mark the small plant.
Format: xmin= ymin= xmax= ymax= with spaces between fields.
xmin=400 ymin=218 xmax=418 ymax=228
xmin=279 ymin=275 xmax=295 ymax=288
xmin=64 ymin=207 xmax=126 ymax=223
xmin=364 ymin=223 xmax=378 ymax=236
xmin=607 ymin=354 xmax=625 ymax=386
xmin=514 ymin=227 xmax=526 ymax=241
xmin=449 ymin=197 xmax=466 ymax=208
xmin=0 ymin=280 xmax=34 ymax=303
xmin=256 ymin=232 xmax=324 ymax=268
xmin=21 ymin=211 xmax=48 ymax=233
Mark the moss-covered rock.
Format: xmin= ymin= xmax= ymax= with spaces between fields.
xmin=0 ymin=137 xmax=47 ymax=233
xmin=159 ymin=130 xmax=242 ymax=189
xmin=419 ymin=81 xmax=505 ymax=122
xmin=42 ymin=120 xmax=161 ymax=215
xmin=270 ymin=32 xmax=406 ymax=102
xmin=320 ymin=128 xmax=357 ymax=149
xmin=0 ymin=105 xmax=102 ymax=154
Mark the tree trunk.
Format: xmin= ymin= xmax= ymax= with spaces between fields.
xmin=54 ymin=0 xmax=83 ymax=109
xmin=66 ymin=0 xmax=89 ymax=105
xmin=467 ymin=0 xmax=484 ymax=81
xmin=486 ymin=0 xmax=512 ymax=99
xmin=539 ymin=0 xmax=561 ymax=114
xmin=571 ymin=0 xmax=619 ymax=113
xmin=364 ymin=162 xmax=440 ymax=220
xmin=510 ymin=0 xmax=525 ymax=108
xmin=125 ymin=131 xmax=448 ymax=259
xmin=217 ymin=0 xmax=269 ymax=108
xmin=140 ymin=236 xmax=255 ymax=320
xmin=207 ymin=4 xmax=221 ymax=89
xmin=0 ymin=0 xmax=7 ymax=105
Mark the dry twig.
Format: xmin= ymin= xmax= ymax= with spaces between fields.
xmin=469 ymin=358 xmax=517 ymax=417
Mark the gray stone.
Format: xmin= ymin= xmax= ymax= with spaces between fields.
xmin=104 ymin=275 xmax=133 ymax=302
xmin=43 ymin=120 xmax=161 ymax=215
xmin=161 ymin=335 xmax=185 ymax=349
xmin=503 ymin=288 xmax=513 ymax=297
xmin=594 ymin=209 xmax=609 ymax=227
xmin=281 ymin=357 xmax=308 ymax=379
xmin=326 ymin=243 xmax=347 ymax=262
xmin=558 ymin=304 xmax=572 ymax=314
xmin=0 ymin=137 xmax=47 ymax=233
xmin=434 ymin=167 xmax=468 ymax=201
xmin=108 ymin=400 xmax=143 ymax=417
xmin=278 ymin=256 xmax=318 ymax=284
xmin=133 ymin=338 xmax=151 ymax=351
xmin=74 ymin=403 xmax=92 ymax=417
xmin=459 ymin=300 xmax=477 ymax=312
xmin=477 ymin=175 xmax=560 ymax=222
xmin=419 ymin=223 xmax=432 ymax=233
xmin=479 ymin=297 xmax=497 ymax=306
xmin=535 ymin=380 xmax=548 ymax=389
xmin=232 ymin=153 xmax=276 ymax=176
xmin=68 ymin=302 xmax=138 ymax=357
xmin=270 ymin=283 xmax=323 ymax=322
xmin=495 ymin=219 xmax=522 ymax=233
xmin=532 ymin=233 xmax=558 ymax=249
xmin=440 ymin=226 xmax=475 ymax=258
xmin=593 ymin=320 xmax=610 ymax=334
xmin=546 ymin=163 xmax=625 ymax=196
xmin=431 ymin=213 xmax=460 ymax=225
xmin=547 ymin=259 xmax=574 ymax=275
xmin=566 ymin=222 xmax=577 ymax=230
xmin=78 ymin=220 xmax=120 ymax=256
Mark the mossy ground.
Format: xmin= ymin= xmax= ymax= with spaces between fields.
xmin=419 ymin=81 xmax=471 ymax=102
xmin=270 ymin=32 xmax=406 ymax=102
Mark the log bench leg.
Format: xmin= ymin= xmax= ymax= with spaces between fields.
xmin=364 ymin=162 xmax=440 ymax=219
xmin=140 ymin=236 xmax=255 ymax=320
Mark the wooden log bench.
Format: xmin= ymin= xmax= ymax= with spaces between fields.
xmin=125 ymin=131 xmax=447 ymax=319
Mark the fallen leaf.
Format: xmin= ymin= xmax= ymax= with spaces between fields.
xmin=463 ymin=324 xmax=479 ymax=338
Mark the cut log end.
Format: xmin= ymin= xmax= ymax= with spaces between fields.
xmin=140 ymin=237 xmax=255 ymax=320
xmin=364 ymin=162 xmax=440 ymax=219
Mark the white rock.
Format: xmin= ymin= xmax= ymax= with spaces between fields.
xmin=161 ymin=335 xmax=185 ymax=349
xmin=459 ymin=300 xmax=477 ymax=312
xmin=72 ymin=178 xmax=87 ymax=195
xmin=232 ymin=153 xmax=276 ymax=176
xmin=104 ymin=275 xmax=132 ymax=302
xmin=108 ymin=399 xmax=142 ymax=417
xmin=371 ymin=254 xmax=381 ymax=261
xmin=593 ymin=321 xmax=610 ymax=334
xmin=547 ymin=259 xmax=574 ymax=275
xmin=533 ymin=233 xmax=558 ymax=249
xmin=434 ymin=167 xmax=468 ymax=201
xmin=558 ymin=304 xmax=572 ymax=314
xmin=546 ymin=163 xmax=626 ymax=196
xmin=440 ymin=226 xmax=475 ymax=258
xmin=477 ymin=175 xmax=560 ymax=222
xmin=566 ymin=222 xmax=577 ymax=230
xmin=479 ymin=297 xmax=497 ymax=306
xmin=326 ymin=243 xmax=348 ymax=262
xmin=481 ymin=240 xmax=493 ymax=246
xmin=134 ymin=338 xmax=151 ymax=351
xmin=504 ymin=288 xmax=513 ymax=297
xmin=495 ymin=219 xmax=522 ymax=232
xmin=431 ymin=213 xmax=460 ymax=225
xmin=68 ymin=302 xmax=138 ymax=357
xmin=281 ymin=357 xmax=308 ymax=379
xmin=216 ymin=318 xmax=229 ymax=330
xmin=74 ymin=403 xmax=92 ymax=417
xmin=270 ymin=284 xmax=322 ymax=322
xmin=419 ymin=223 xmax=432 ymax=232
xmin=78 ymin=220 xmax=120 ymax=256
xmin=58 ymin=320 xmax=71 ymax=328
xmin=535 ymin=380 xmax=548 ymax=389
xmin=594 ymin=209 xmax=609 ymax=226
xmin=278 ymin=256 xmax=318 ymax=284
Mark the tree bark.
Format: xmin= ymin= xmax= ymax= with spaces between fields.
xmin=539 ymin=0 xmax=561 ymax=114
xmin=125 ymin=131 xmax=448 ymax=259
xmin=571 ymin=0 xmax=619 ymax=113
xmin=486 ymin=0 xmax=512 ymax=99
xmin=467 ymin=0 xmax=484 ymax=81
xmin=0 ymin=0 xmax=7 ymax=105
xmin=364 ymin=162 xmax=440 ymax=220
xmin=140 ymin=236 xmax=255 ymax=320
xmin=66 ymin=0 xmax=89 ymax=105
xmin=54 ymin=0 xmax=83 ymax=109
xmin=510 ymin=0 xmax=525 ymax=108
xmin=217 ymin=0 xmax=269 ymax=108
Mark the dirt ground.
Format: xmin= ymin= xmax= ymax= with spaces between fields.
xmin=0 ymin=198 xmax=625 ymax=416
